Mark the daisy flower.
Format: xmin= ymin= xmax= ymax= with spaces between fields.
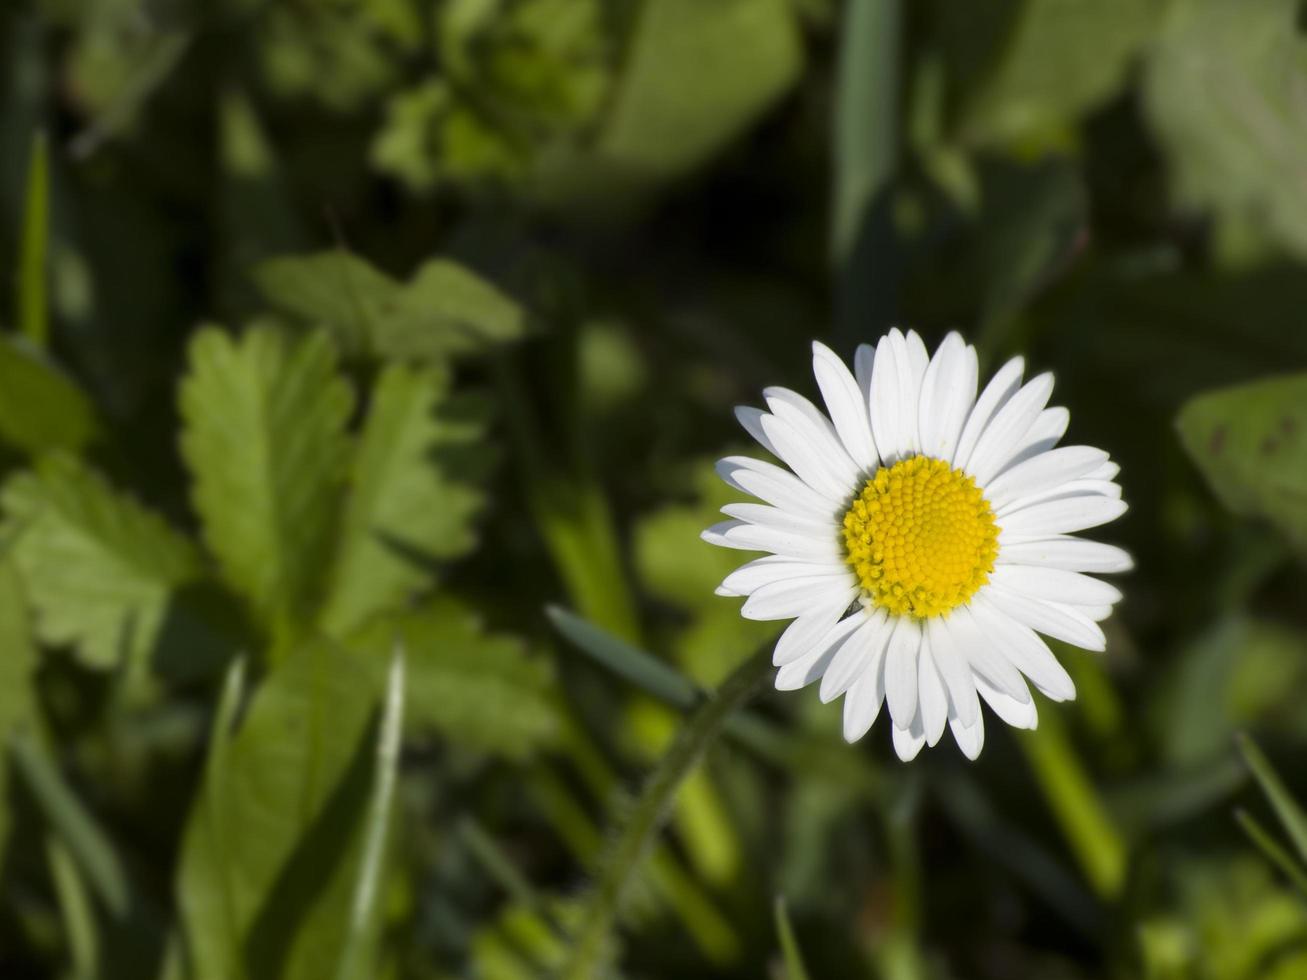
xmin=703 ymin=330 xmax=1129 ymax=760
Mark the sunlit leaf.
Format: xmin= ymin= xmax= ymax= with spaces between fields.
xmin=351 ymin=599 xmax=558 ymax=759
xmin=1 ymin=454 xmax=200 ymax=669
xmin=179 ymin=327 xmax=354 ymax=629
xmin=319 ymin=365 xmax=489 ymax=637
xmin=177 ymin=638 xmax=382 ymax=980
xmin=1176 ymin=373 xmax=1307 ymax=552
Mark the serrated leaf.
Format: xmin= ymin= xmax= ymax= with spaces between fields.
xmin=0 ymin=558 xmax=39 ymax=852
xmin=1176 ymin=373 xmax=1307 ymax=552
xmin=319 ymin=365 xmax=489 ymax=637
xmin=180 ymin=327 xmax=354 ymax=629
xmin=0 ymin=336 xmax=98 ymax=454
xmin=351 ymin=599 xmax=558 ymax=759
xmin=1144 ymin=0 xmax=1307 ymax=261
xmin=960 ymin=0 xmax=1163 ymax=146
xmin=1 ymin=454 xmax=199 ymax=668
xmin=177 ymin=638 xmax=382 ymax=980
xmin=254 ymin=251 xmax=526 ymax=362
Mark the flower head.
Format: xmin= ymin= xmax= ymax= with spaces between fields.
xmin=704 ymin=330 xmax=1129 ymax=760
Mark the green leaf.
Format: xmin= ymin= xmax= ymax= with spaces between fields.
xmin=773 ymin=896 xmax=811 ymax=980
xmin=351 ymin=599 xmax=558 ymax=760
xmin=254 ymin=252 xmax=526 ymax=363
xmin=1144 ymin=0 xmax=1307 ymax=261
xmin=334 ymin=649 xmax=404 ymax=980
xmin=319 ymin=365 xmax=488 ymax=637
xmin=1 ymin=454 xmax=200 ymax=669
xmin=18 ymin=131 xmax=49 ymax=348
xmin=960 ymin=0 xmax=1164 ymax=146
xmin=179 ymin=327 xmax=354 ymax=630
xmin=534 ymin=0 xmax=802 ymax=201
xmin=10 ymin=731 xmax=132 ymax=920
xmin=1175 ymin=373 xmax=1307 ymax=551
xmin=1236 ymin=810 xmax=1307 ymax=898
xmin=0 ymin=558 xmax=39 ymax=853
xmin=0 ymin=336 xmax=98 ymax=454
xmin=1236 ymin=733 xmax=1307 ymax=868
xmin=177 ymin=638 xmax=383 ymax=980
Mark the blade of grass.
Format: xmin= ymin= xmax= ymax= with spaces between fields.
xmin=335 ymin=647 xmax=406 ymax=980
xmin=1017 ymin=706 xmax=1127 ymax=900
xmin=10 ymin=730 xmax=131 ymax=919
xmin=45 ymin=834 xmax=98 ymax=980
xmin=1236 ymin=732 xmax=1307 ymax=865
xmin=1236 ymin=809 xmax=1307 ymax=898
xmin=17 ymin=131 xmax=49 ymax=348
xmin=560 ymin=648 xmax=772 ymax=979
xmin=774 ymin=896 xmax=811 ymax=980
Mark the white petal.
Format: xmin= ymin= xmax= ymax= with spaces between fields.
xmin=735 ymin=406 xmax=778 ymax=456
xmin=773 ymin=600 xmax=854 ymax=665
xmin=719 ymin=555 xmax=848 ymax=597
xmin=953 ymin=356 xmax=1024 ymax=468
xmin=892 ymin=716 xmax=927 ymax=761
xmin=716 ymin=456 xmax=836 ymax=521
xmin=995 ymin=406 xmax=1070 ymax=475
xmin=917 ymin=643 xmax=949 ymax=746
xmin=964 ymin=372 xmax=1056 ymax=486
xmin=757 ymin=413 xmax=854 ymax=502
xmin=968 ymin=594 xmax=1076 ymax=701
xmin=998 ymin=480 xmax=1122 ymax=516
xmin=764 ymin=387 xmax=862 ymax=486
xmin=923 ymin=617 xmax=979 ymax=726
xmin=741 ymin=573 xmax=862 ymax=621
xmin=949 ymin=710 xmax=985 ymax=760
xmin=701 ymin=520 xmax=843 ymax=561
xmin=1085 ymin=460 xmax=1120 ymax=482
xmin=721 ymin=502 xmax=836 ymax=535
xmin=883 ymin=615 xmax=922 ymax=729
xmin=996 ymin=537 xmax=1133 ymax=574
xmin=812 ymin=341 xmax=878 ymax=470
xmin=899 ymin=330 xmax=930 ymax=456
xmin=842 ymin=659 xmax=885 ymax=742
xmin=984 ymin=584 xmax=1106 ymax=652
xmin=870 ymin=332 xmax=904 ymax=466
xmin=1000 ymin=496 xmax=1128 ymax=539
xmin=854 ymin=343 xmax=875 ymax=397
xmin=774 ymin=612 xmax=864 ymax=690
xmin=1072 ymin=603 xmax=1115 ymax=622
xmin=983 ymin=446 xmax=1109 ymax=510
xmin=976 ymin=674 xmax=1038 ymax=730
xmin=941 ymin=605 xmax=1029 ymax=702
xmin=917 ymin=333 xmax=977 ymax=462
xmin=820 ymin=608 xmax=891 ymax=702
xmin=989 ymin=565 xmax=1123 ymax=608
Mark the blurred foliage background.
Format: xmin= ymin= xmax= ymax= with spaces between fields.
xmin=1 ymin=0 xmax=1307 ymax=977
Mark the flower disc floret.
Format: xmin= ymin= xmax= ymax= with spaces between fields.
xmin=842 ymin=456 xmax=999 ymax=619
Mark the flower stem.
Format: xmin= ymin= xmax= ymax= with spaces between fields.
xmin=560 ymin=648 xmax=772 ymax=979
xmin=1018 ymin=704 xmax=1127 ymax=900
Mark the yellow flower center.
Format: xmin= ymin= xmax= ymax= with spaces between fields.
xmin=841 ymin=456 xmax=1000 ymax=619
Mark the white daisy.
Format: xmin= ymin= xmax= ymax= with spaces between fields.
xmin=703 ymin=329 xmax=1129 ymax=761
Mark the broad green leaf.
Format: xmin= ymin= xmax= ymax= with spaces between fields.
xmin=177 ymin=638 xmax=382 ymax=980
xmin=0 ymin=558 xmax=38 ymax=853
xmin=179 ymin=327 xmax=354 ymax=629
xmin=0 ymin=336 xmax=98 ymax=454
xmin=1 ymin=454 xmax=199 ymax=669
xmin=18 ymin=131 xmax=49 ymax=347
xmin=254 ymin=252 xmax=526 ymax=362
xmin=533 ymin=0 xmax=802 ymax=201
xmin=351 ymin=599 xmax=558 ymax=759
xmin=1144 ymin=0 xmax=1307 ymax=261
xmin=959 ymin=0 xmax=1164 ymax=146
xmin=319 ymin=365 xmax=488 ymax=637
xmin=1176 ymin=373 xmax=1307 ymax=551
